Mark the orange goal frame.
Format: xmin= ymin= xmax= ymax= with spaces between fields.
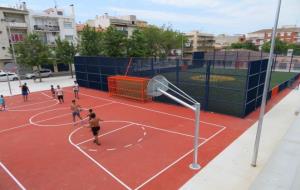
xmin=108 ymin=75 xmax=151 ymax=102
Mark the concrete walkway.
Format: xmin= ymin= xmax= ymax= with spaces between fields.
xmin=181 ymin=89 xmax=300 ymax=190
xmin=0 ymin=76 xmax=74 ymax=96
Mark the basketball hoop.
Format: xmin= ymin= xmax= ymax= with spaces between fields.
xmin=147 ymin=75 xmax=201 ymax=170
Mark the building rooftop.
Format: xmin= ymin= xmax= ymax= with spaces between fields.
xmin=249 ymin=26 xmax=300 ymax=34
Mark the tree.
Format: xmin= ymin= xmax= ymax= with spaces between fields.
xmin=54 ymin=37 xmax=77 ymax=78
xmin=142 ymin=25 xmax=163 ymax=57
xmin=261 ymin=38 xmax=288 ymax=54
xmin=287 ymin=43 xmax=300 ymax=55
xmin=13 ymin=33 xmax=52 ymax=82
xmin=102 ymin=26 xmax=128 ymax=57
xmin=127 ymin=29 xmax=148 ymax=57
xmin=160 ymin=27 xmax=186 ymax=57
xmin=78 ymin=25 xmax=102 ymax=56
xmin=230 ymin=41 xmax=258 ymax=51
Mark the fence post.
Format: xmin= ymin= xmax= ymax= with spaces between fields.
xmin=176 ymin=58 xmax=179 ymax=86
xmin=204 ymin=61 xmax=211 ymax=110
xmin=151 ymin=57 xmax=154 ymax=75
xmin=289 ymin=53 xmax=294 ymax=72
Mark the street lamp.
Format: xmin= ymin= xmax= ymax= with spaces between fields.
xmin=1 ymin=19 xmax=22 ymax=86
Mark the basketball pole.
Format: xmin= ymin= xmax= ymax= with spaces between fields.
xmin=157 ymin=88 xmax=201 ymax=170
xmin=7 ymin=21 xmax=22 ymax=86
xmin=251 ymin=0 xmax=282 ymax=167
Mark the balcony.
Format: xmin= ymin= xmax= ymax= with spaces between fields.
xmin=7 ymin=22 xmax=28 ymax=28
xmin=33 ymin=25 xmax=60 ymax=32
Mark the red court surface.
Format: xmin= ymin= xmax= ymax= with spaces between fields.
xmin=0 ymin=86 xmax=293 ymax=190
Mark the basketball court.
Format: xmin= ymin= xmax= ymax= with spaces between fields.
xmin=0 ymin=86 xmax=285 ymax=190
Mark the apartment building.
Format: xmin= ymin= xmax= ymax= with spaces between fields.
xmin=247 ymin=25 xmax=300 ymax=47
xmin=184 ymin=30 xmax=215 ymax=57
xmin=29 ymin=5 xmax=77 ymax=46
xmin=214 ymin=34 xmax=245 ymax=49
xmin=85 ymin=13 xmax=148 ymax=37
xmin=0 ymin=3 xmax=29 ymax=68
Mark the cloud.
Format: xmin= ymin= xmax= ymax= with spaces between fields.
xmin=109 ymin=7 xmax=236 ymax=26
xmin=148 ymin=0 xmax=220 ymax=8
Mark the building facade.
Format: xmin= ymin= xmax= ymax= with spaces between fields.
xmin=29 ymin=5 xmax=77 ymax=46
xmin=247 ymin=25 xmax=300 ymax=48
xmin=214 ymin=34 xmax=245 ymax=49
xmin=86 ymin=13 xmax=147 ymax=37
xmin=184 ymin=30 xmax=215 ymax=57
xmin=0 ymin=3 xmax=29 ymax=69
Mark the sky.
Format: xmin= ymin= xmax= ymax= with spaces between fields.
xmin=1 ymin=0 xmax=299 ymax=35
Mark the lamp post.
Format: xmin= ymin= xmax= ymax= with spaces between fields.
xmin=251 ymin=0 xmax=282 ymax=167
xmin=1 ymin=19 xmax=22 ymax=86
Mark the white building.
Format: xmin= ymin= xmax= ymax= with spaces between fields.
xmin=214 ymin=34 xmax=245 ymax=49
xmin=0 ymin=3 xmax=29 ymax=69
xmin=29 ymin=5 xmax=77 ymax=46
xmin=184 ymin=30 xmax=215 ymax=57
xmin=87 ymin=13 xmax=147 ymax=37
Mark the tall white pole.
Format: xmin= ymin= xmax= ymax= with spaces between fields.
xmin=7 ymin=21 xmax=22 ymax=86
xmin=190 ymin=102 xmax=201 ymax=170
xmin=251 ymin=0 xmax=282 ymax=167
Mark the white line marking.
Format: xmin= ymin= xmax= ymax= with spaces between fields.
xmin=136 ymin=123 xmax=206 ymax=140
xmin=124 ymin=144 xmax=133 ymax=148
xmin=107 ymin=148 xmax=117 ymax=151
xmin=8 ymin=99 xmax=59 ymax=112
xmin=72 ymin=91 xmax=227 ymax=128
xmin=29 ymin=102 xmax=114 ymax=127
xmin=41 ymin=92 xmax=52 ymax=99
xmin=0 ymin=123 xmax=30 ymax=134
xmin=143 ymin=132 xmax=147 ymax=136
xmin=76 ymin=123 xmax=134 ymax=146
xmin=88 ymin=149 xmax=97 ymax=152
xmin=69 ymin=127 xmax=132 ymax=190
xmin=134 ymin=126 xmax=226 ymax=190
xmin=137 ymin=138 xmax=143 ymax=142
xmin=141 ymin=127 xmax=145 ymax=130
xmin=0 ymin=162 xmax=26 ymax=190
xmin=7 ymin=99 xmax=54 ymax=109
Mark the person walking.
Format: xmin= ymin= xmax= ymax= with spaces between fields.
xmin=87 ymin=113 xmax=103 ymax=145
xmin=21 ymin=83 xmax=30 ymax=102
xmin=73 ymin=81 xmax=79 ymax=99
xmin=70 ymin=99 xmax=83 ymax=126
xmin=56 ymin=85 xmax=64 ymax=104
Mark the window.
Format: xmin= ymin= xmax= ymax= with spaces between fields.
xmin=63 ymin=22 xmax=73 ymax=29
xmin=65 ymin=35 xmax=73 ymax=41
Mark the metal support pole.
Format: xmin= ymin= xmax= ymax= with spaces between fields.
xmin=190 ymin=102 xmax=201 ymax=170
xmin=6 ymin=73 xmax=12 ymax=95
xmin=251 ymin=0 xmax=282 ymax=167
xmin=289 ymin=53 xmax=294 ymax=72
xmin=158 ymin=88 xmax=201 ymax=170
xmin=7 ymin=21 xmax=21 ymax=86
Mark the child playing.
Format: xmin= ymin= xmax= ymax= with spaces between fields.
xmin=56 ymin=85 xmax=64 ymax=104
xmin=70 ymin=99 xmax=83 ymax=126
xmin=0 ymin=95 xmax=5 ymax=111
xmin=50 ymin=85 xmax=56 ymax=98
xmin=73 ymin=81 xmax=79 ymax=99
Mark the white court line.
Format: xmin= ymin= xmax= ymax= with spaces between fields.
xmin=69 ymin=120 xmax=226 ymax=190
xmin=7 ymin=99 xmax=54 ymax=109
xmin=134 ymin=126 xmax=226 ymax=190
xmin=0 ymin=123 xmax=30 ymax=134
xmin=67 ymin=90 xmax=227 ymax=128
xmin=0 ymin=162 xmax=26 ymax=190
xmin=41 ymin=92 xmax=52 ymax=99
xmin=69 ymin=126 xmax=132 ymax=190
xmin=136 ymin=123 xmax=206 ymax=140
xmin=29 ymin=102 xmax=114 ymax=127
xmin=76 ymin=123 xmax=134 ymax=146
